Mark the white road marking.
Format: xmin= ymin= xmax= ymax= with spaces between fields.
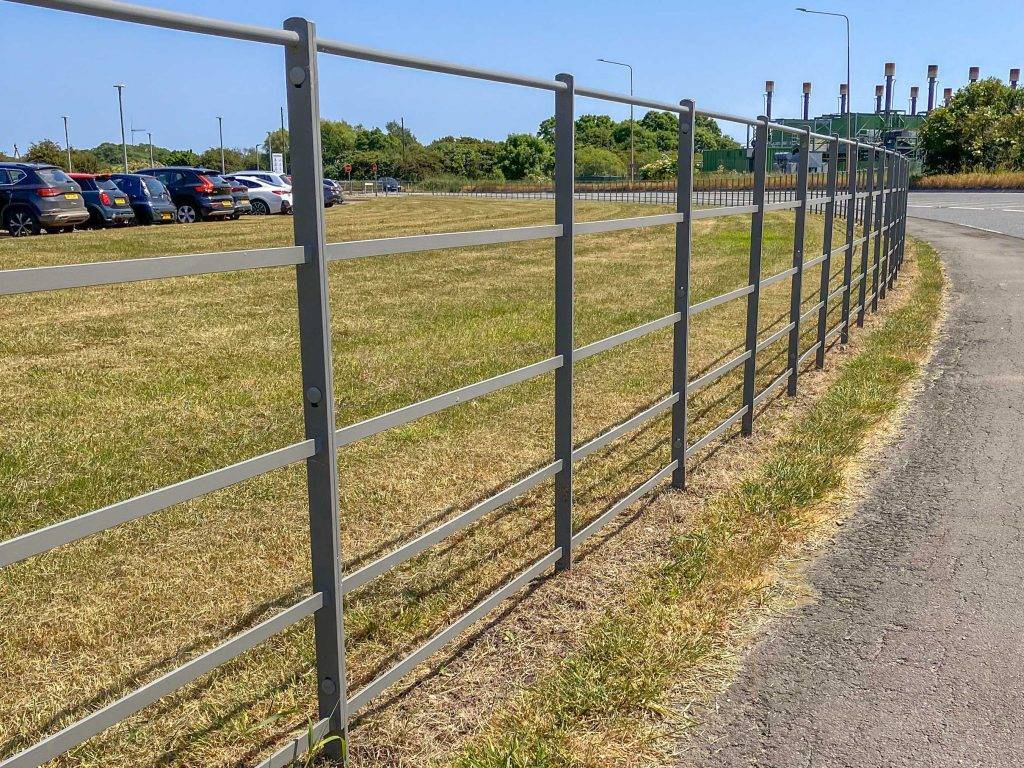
xmin=948 ymin=206 xmax=987 ymax=210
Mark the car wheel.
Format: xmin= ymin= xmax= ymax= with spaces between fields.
xmin=250 ymin=199 xmax=270 ymax=216
xmin=5 ymin=208 xmax=40 ymax=237
xmin=176 ymin=203 xmax=199 ymax=224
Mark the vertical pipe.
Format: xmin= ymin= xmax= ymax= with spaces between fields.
xmin=815 ymin=135 xmax=840 ymax=368
xmin=786 ymin=129 xmax=811 ymax=395
xmin=910 ymin=86 xmax=919 ymax=116
xmin=765 ymin=80 xmax=774 ymax=121
xmin=927 ymin=65 xmax=938 ymax=111
xmin=1011 ymin=69 xmax=1021 ymax=89
xmin=856 ymin=146 xmax=876 ymax=326
xmin=884 ymin=63 xmax=895 ymax=123
xmin=671 ymin=99 xmax=696 ymax=489
xmin=802 ymin=82 xmax=812 ymax=120
xmin=839 ymin=83 xmax=848 ymax=117
xmin=283 ymin=16 xmax=346 ymax=761
xmin=840 ymin=140 xmax=860 ymax=342
xmin=969 ymin=66 xmax=980 ymax=83
xmin=943 ymin=87 xmax=953 ymax=106
xmin=553 ymin=72 xmax=575 ymax=572
xmin=741 ymin=118 xmax=769 ymax=436
xmin=875 ymin=85 xmax=884 ymax=113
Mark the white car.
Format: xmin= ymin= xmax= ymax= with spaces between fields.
xmin=231 ymin=171 xmax=291 ymax=189
xmin=226 ymin=175 xmax=292 ymax=215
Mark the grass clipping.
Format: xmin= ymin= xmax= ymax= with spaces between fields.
xmin=452 ymin=240 xmax=944 ymax=768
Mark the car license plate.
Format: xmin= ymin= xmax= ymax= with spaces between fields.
xmin=222 ymin=201 xmax=233 ymax=207
xmin=161 ymin=213 xmax=172 ymax=220
xmin=114 ymin=198 xmax=126 ymax=205
xmin=64 ymin=193 xmax=79 ymax=200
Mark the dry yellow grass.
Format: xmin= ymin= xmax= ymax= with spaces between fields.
xmin=913 ymin=170 xmax=1024 ymax=189
xmin=1 ymin=196 xmax=840 ymax=767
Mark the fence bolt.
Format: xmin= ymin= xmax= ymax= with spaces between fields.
xmin=320 ymin=677 xmax=337 ymax=695
xmin=306 ymin=386 xmax=322 ymax=405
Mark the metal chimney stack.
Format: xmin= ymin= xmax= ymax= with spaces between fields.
xmin=927 ymin=65 xmax=938 ymax=111
xmin=884 ymin=62 xmax=896 ymax=120
xmin=802 ymin=81 xmax=812 ymax=120
xmin=875 ymin=84 xmax=884 ymax=113
xmin=910 ymin=86 xmax=919 ymax=115
xmin=839 ymin=83 xmax=848 ymax=115
xmin=765 ymin=80 xmax=775 ymax=120
xmin=1011 ymin=68 xmax=1020 ymax=89
xmin=944 ymin=87 xmax=953 ymax=106
xmin=969 ymin=66 xmax=980 ymax=83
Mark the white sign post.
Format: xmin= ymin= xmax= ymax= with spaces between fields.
xmin=271 ymin=153 xmax=284 ymax=174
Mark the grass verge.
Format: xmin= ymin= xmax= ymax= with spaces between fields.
xmin=451 ymin=239 xmax=943 ymax=768
xmin=913 ymin=170 xmax=1024 ymax=190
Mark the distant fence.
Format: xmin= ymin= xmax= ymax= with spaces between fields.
xmin=0 ymin=1 xmax=909 ymax=766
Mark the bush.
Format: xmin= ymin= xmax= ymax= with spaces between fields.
xmin=639 ymin=155 xmax=676 ymax=181
xmin=575 ymin=146 xmax=626 ymax=178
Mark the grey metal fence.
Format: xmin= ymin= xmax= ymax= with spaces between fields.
xmin=0 ymin=1 xmax=910 ymax=766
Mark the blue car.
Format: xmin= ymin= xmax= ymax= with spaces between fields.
xmin=106 ymin=173 xmax=177 ymax=225
xmin=70 ymin=173 xmax=136 ymax=228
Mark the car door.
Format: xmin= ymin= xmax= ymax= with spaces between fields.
xmin=0 ymin=169 xmax=12 ymax=215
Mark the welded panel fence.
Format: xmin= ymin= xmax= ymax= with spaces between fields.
xmin=0 ymin=2 xmax=910 ymax=766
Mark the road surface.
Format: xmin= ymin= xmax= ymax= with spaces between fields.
xmin=684 ymin=205 xmax=1024 ymax=767
xmin=907 ymin=190 xmax=1024 ymax=238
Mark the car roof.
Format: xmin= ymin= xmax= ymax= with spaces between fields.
xmin=0 ymin=162 xmax=61 ymax=170
xmin=69 ymin=172 xmax=96 ymax=180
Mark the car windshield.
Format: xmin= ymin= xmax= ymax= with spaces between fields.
xmin=37 ymin=168 xmax=73 ymax=185
xmin=142 ymin=177 xmax=167 ymax=196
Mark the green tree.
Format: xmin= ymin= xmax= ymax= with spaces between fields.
xmin=428 ymin=136 xmax=502 ymax=179
xmin=25 ymin=139 xmax=65 ymax=168
xmin=496 ymin=133 xmax=553 ymax=180
xmin=166 ymin=149 xmax=199 ymax=167
xmin=919 ymin=79 xmax=1024 ymax=173
xmin=575 ymin=146 xmax=627 ymax=177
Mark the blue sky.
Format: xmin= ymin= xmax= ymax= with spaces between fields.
xmin=3 ymin=0 xmax=1022 ymax=155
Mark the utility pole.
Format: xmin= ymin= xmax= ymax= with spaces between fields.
xmin=597 ymin=58 xmax=635 ymax=184
xmin=147 ymin=132 xmax=154 ymax=167
xmin=796 ymin=8 xmax=851 ymax=143
xmin=61 ymin=115 xmax=72 ymax=171
xmin=114 ymin=84 xmax=128 ymax=172
xmin=280 ymin=106 xmax=287 ymax=173
xmin=217 ymin=116 xmax=225 ymax=173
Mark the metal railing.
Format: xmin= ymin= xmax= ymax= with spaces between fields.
xmin=0 ymin=1 xmax=910 ymax=766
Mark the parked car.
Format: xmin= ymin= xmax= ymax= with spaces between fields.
xmin=136 ymin=166 xmax=235 ymax=222
xmin=69 ymin=173 xmax=136 ymax=228
xmin=106 ymin=173 xmax=177 ymax=224
xmin=225 ymin=174 xmax=293 ymax=215
xmin=377 ymin=176 xmax=402 ymax=192
xmin=195 ymin=168 xmax=251 ymax=218
xmin=0 ymin=162 xmax=90 ymax=236
xmin=322 ymin=180 xmax=340 ymax=207
xmin=231 ymin=170 xmax=291 ymax=189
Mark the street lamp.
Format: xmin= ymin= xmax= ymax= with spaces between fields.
xmin=216 ymin=116 xmax=225 ymax=173
xmin=131 ymin=127 xmax=153 ymax=168
xmin=113 ymin=84 xmax=128 ymax=172
xmin=796 ymin=8 xmax=851 ymax=147
xmin=597 ymin=57 xmax=635 ymax=184
xmin=61 ymin=115 xmax=72 ymax=172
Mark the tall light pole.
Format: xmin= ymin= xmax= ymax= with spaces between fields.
xmin=113 ymin=84 xmax=128 ymax=172
xmin=597 ymin=57 xmax=635 ymax=184
xmin=61 ymin=115 xmax=72 ymax=171
xmin=796 ymin=8 xmax=851 ymax=148
xmin=132 ymin=127 xmax=152 ymax=167
xmin=216 ymin=115 xmax=225 ymax=173
xmin=147 ymin=132 xmax=153 ymax=167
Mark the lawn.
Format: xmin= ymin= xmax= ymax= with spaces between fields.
xmin=0 ymin=195 xmax=841 ymax=767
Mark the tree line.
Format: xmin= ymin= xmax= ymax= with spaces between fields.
xmin=9 ymin=111 xmax=739 ymax=182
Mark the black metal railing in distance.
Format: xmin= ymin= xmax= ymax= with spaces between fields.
xmin=0 ymin=1 xmax=911 ymax=766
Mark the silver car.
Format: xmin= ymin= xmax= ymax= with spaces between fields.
xmin=225 ymin=175 xmax=293 ymax=215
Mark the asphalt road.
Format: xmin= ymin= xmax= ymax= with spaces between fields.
xmin=684 ymin=214 xmax=1024 ymax=766
xmin=908 ymin=190 xmax=1024 ymax=238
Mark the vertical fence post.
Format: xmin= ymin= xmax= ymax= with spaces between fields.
xmin=814 ymin=134 xmax=840 ymax=368
xmin=671 ymin=99 xmax=696 ymax=489
xmin=553 ymin=73 xmax=574 ymax=571
xmin=786 ymin=128 xmax=811 ymax=395
xmin=880 ymin=151 xmax=896 ymax=301
xmin=740 ymin=118 xmax=769 ymax=436
xmin=893 ymin=158 xmax=907 ymax=283
xmin=857 ymin=147 xmax=876 ymax=326
xmin=283 ymin=16 xmax=347 ymax=760
xmin=840 ymin=140 xmax=859 ymax=343
xmin=870 ymin=149 xmax=885 ymax=313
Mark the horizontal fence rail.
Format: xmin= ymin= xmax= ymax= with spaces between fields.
xmin=0 ymin=1 xmax=910 ymax=766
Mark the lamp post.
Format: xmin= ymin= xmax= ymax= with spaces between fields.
xmin=114 ymin=84 xmax=128 ymax=172
xmin=597 ymin=57 xmax=635 ymax=184
xmin=61 ymin=115 xmax=72 ymax=172
xmin=796 ymin=8 xmax=851 ymax=145
xmin=217 ymin=116 xmax=225 ymax=173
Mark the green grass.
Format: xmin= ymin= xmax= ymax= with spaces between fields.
xmin=1 ymin=195 xmax=855 ymax=767
xmin=452 ymin=240 xmax=943 ymax=768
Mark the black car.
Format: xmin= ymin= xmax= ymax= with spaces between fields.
xmin=376 ymin=176 xmax=402 ymax=193
xmin=106 ymin=173 xmax=177 ymax=225
xmin=70 ymin=173 xmax=136 ymax=228
xmin=0 ymin=162 xmax=90 ymax=236
xmin=136 ymin=166 xmax=235 ymax=223
xmin=195 ymin=168 xmax=251 ymax=219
